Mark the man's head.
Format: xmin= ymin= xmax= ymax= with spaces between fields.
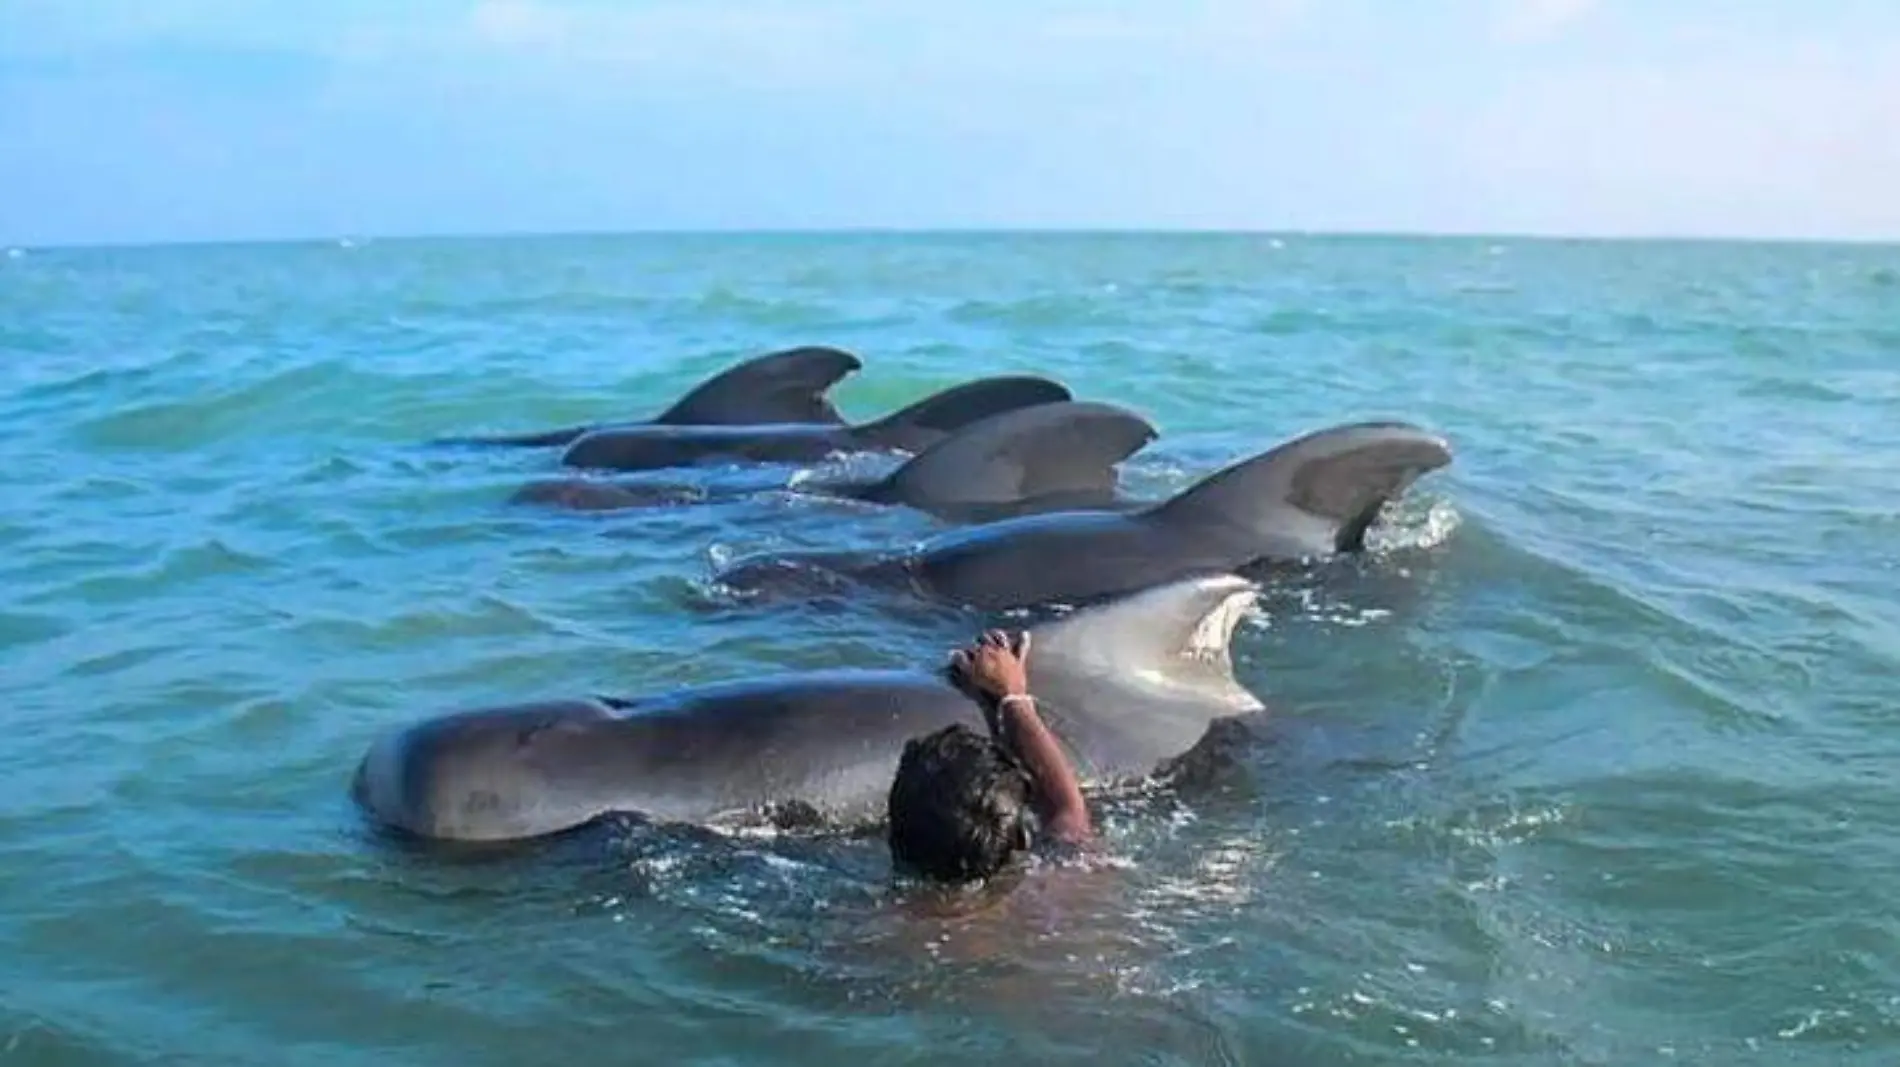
xmin=887 ymin=723 xmax=1033 ymax=882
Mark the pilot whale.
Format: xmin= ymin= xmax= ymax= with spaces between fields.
xmin=714 ymin=421 xmax=1454 ymax=612
xmin=437 ymin=345 xmax=865 ymax=448
xmin=556 ymin=374 xmax=1075 ymax=473
xmin=511 ymin=400 xmax=1159 ymax=523
xmin=350 ymin=575 xmax=1265 ymax=843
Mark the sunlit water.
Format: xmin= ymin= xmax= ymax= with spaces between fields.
xmin=2 ymin=233 xmax=1897 ymax=1065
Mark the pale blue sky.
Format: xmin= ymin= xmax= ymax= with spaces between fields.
xmin=3 ymin=0 xmax=1896 ymax=246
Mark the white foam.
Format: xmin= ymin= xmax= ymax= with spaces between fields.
xmin=1366 ymin=497 xmax=1462 ymax=554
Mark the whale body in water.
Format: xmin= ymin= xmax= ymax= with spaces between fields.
xmin=714 ymin=420 xmax=1456 ymax=612
xmin=350 ymin=576 xmax=1267 ymax=842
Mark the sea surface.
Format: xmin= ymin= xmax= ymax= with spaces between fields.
xmin=1 ymin=233 xmax=1897 ymax=1066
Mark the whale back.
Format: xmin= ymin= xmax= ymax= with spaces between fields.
xmin=349 ymin=585 xmax=1268 ymax=843
xmin=892 ymin=421 xmax=1451 ymax=611
xmin=853 ymin=376 xmax=1072 ymax=452
xmin=857 ymin=400 xmax=1156 ymax=517
xmin=651 ymin=345 xmax=862 ymax=426
xmin=433 ymin=346 xmax=862 ymax=447
xmin=1146 ymin=420 xmax=1453 ymax=562
xmin=352 ymin=673 xmax=981 ymax=841
xmin=559 ymin=422 xmax=846 ymax=472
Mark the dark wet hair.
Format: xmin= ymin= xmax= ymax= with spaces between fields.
xmin=887 ymin=724 xmax=1033 ymax=882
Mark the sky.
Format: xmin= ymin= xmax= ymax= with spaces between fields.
xmin=1 ymin=0 xmax=1897 ymax=245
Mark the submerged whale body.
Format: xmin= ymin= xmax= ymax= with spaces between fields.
xmin=511 ymin=400 xmax=1160 ymax=523
xmin=437 ymin=345 xmax=864 ymax=447
xmin=350 ymin=576 xmax=1265 ymax=843
xmin=715 ymin=421 xmax=1455 ymax=611
xmin=556 ymin=374 xmax=1075 ymax=473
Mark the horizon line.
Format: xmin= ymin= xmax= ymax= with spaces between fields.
xmin=9 ymin=224 xmax=1899 ymax=254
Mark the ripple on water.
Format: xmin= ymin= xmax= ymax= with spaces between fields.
xmin=4 ymin=234 xmax=1899 ymax=1066
xmin=71 ymin=361 xmax=514 ymax=450
xmin=0 ymin=609 xmax=71 ymax=651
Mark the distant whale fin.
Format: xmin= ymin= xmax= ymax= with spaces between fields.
xmin=1029 ymin=575 xmax=1264 ymax=712
xmin=434 ymin=346 xmax=863 ymax=448
xmin=856 ymin=376 xmax=1073 ymax=452
xmin=1148 ymin=421 xmax=1452 ymax=560
xmin=652 ymin=345 xmax=862 ymax=426
xmin=860 ymin=400 xmax=1157 ymax=509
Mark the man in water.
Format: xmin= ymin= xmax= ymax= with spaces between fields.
xmin=879 ymin=627 xmax=1259 ymax=990
xmin=886 ymin=629 xmax=1095 ymax=882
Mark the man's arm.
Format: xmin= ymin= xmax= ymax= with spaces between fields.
xmin=994 ymin=691 xmax=1092 ymax=844
xmin=951 ymin=630 xmax=1093 ymax=846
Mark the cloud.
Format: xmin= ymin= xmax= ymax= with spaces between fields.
xmin=463 ymin=0 xmax=833 ymax=68
xmin=4 ymin=0 xmax=1899 ymax=242
xmin=1493 ymin=0 xmax=1600 ymax=44
xmin=466 ymin=0 xmax=561 ymax=46
xmin=0 ymin=0 xmax=421 ymax=60
xmin=443 ymin=0 xmax=1312 ymax=93
xmin=1455 ymin=41 xmax=1900 ymax=237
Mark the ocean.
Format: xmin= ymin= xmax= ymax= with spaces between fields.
xmin=1 ymin=232 xmax=1896 ymax=1066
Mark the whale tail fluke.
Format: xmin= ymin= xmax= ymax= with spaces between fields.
xmin=1149 ymin=421 xmax=1452 ymax=560
xmin=1029 ymin=574 xmax=1264 ymax=712
xmin=856 ymin=376 xmax=1073 ymax=452
xmin=651 ymin=345 xmax=862 ymax=427
xmin=859 ymin=400 xmax=1157 ymax=512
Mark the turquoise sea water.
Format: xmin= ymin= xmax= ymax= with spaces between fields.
xmin=2 ymin=233 xmax=1897 ymax=1066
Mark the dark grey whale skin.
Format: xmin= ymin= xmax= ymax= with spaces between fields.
xmin=349 ymin=576 xmax=1267 ymax=844
xmin=510 ymin=399 xmax=1158 ymax=523
xmin=436 ymin=345 xmax=864 ymax=448
xmin=716 ymin=420 xmax=1456 ymax=613
xmin=556 ymin=375 xmax=1074 ymax=473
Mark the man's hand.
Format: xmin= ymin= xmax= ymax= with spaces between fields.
xmin=949 ymin=629 xmax=1032 ymax=703
xmin=950 ymin=629 xmax=1093 ymax=847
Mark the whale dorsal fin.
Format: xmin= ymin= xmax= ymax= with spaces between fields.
xmin=436 ymin=346 xmax=864 ymax=447
xmin=1028 ymin=575 xmax=1263 ymax=712
xmin=854 ymin=376 xmax=1072 ymax=452
xmin=862 ymin=400 xmax=1156 ymax=509
xmin=1147 ymin=421 xmax=1452 ymax=561
xmin=652 ymin=346 xmax=862 ymax=426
